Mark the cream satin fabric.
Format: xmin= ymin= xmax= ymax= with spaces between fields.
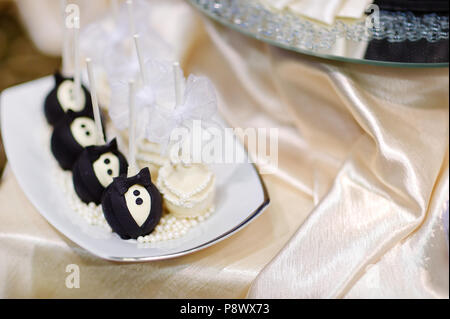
xmin=1 ymin=0 xmax=448 ymax=298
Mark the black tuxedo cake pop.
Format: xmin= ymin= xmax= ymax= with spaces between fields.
xmin=72 ymin=138 xmax=128 ymax=205
xmin=44 ymin=72 xmax=94 ymax=125
xmin=51 ymin=109 xmax=103 ymax=170
xmin=101 ymin=167 xmax=163 ymax=240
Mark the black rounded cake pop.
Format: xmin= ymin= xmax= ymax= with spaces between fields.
xmin=51 ymin=109 xmax=103 ymax=170
xmin=101 ymin=167 xmax=163 ymax=240
xmin=72 ymin=138 xmax=128 ymax=205
xmin=44 ymin=72 xmax=94 ymax=126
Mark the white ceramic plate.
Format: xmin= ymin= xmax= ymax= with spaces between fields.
xmin=0 ymin=77 xmax=269 ymax=262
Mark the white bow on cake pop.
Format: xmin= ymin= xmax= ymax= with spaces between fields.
xmin=108 ymin=58 xmax=171 ymax=134
xmin=136 ymin=61 xmax=218 ymax=150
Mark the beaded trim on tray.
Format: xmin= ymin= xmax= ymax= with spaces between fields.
xmin=190 ymin=0 xmax=449 ymax=52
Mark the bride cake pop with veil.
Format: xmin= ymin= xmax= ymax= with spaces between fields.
xmin=134 ymin=61 xmax=218 ymax=218
xmin=108 ymin=34 xmax=176 ymax=179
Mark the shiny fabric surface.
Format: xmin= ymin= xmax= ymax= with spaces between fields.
xmin=0 ymin=0 xmax=448 ymax=298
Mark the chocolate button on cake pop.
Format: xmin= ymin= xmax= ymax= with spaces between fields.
xmin=51 ymin=109 xmax=104 ymax=170
xmin=44 ymin=73 xmax=93 ymax=126
xmin=101 ymin=167 xmax=162 ymax=240
xmin=72 ymin=138 xmax=128 ymax=205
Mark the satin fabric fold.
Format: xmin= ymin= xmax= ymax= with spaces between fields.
xmin=244 ymin=40 xmax=449 ymax=299
xmin=1 ymin=0 xmax=448 ymax=298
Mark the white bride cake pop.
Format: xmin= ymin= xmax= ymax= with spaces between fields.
xmin=150 ymin=63 xmax=217 ymax=218
xmin=157 ymin=162 xmax=215 ymax=218
xmin=109 ymin=46 xmax=175 ymax=179
xmin=136 ymin=139 xmax=170 ymax=180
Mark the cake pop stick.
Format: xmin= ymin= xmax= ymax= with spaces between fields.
xmin=128 ymin=79 xmax=138 ymax=176
xmin=86 ymin=58 xmax=105 ymax=145
xmin=173 ymin=62 xmax=183 ymax=109
xmin=172 ymin=62 xmax=189 ymax=166
xmin=134 ymin=34 xmax=147 ymax=84
xmin=72 ymin=60 xmax=128 ymax=204
xmin=61 ymin=0 xmax=71 ymax=76
xmin=73 ymin=16 xmax=82 ymax=110
xmin=126 ymin=0 xmax=136 ymax=39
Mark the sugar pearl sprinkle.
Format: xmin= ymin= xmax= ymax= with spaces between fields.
xmin=54 ymin=166 xmax=213 ymax=244
xmin=137 ymin=206 xmax=214 ymax=244
xmin=55 ymin=168 xmax=111 ymax=230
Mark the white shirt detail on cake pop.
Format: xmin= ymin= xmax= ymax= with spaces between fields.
xmin=92 ymin=152 xmax=120 ymax=188
xmin=70 ymin=117 xmax=97 ymax=147
xmin=57 ymin=80 xmax=86 ymax=112
xmin=125 ymin=185 xmax=151 ymax=227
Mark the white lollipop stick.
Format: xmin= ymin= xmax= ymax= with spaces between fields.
xmin=128 ymin=79 xmax=138 ymax=176
xmin=133 ymin=34 xmax=146 ymax=84
xmin=172 ymin=62 xmax=189 ymax=166
xmin=61 ymin=0 xmax=70 ymax=76
xmin=73 ymin=16 xmax=82 ymax=110
xmin=126 ymin=0 xmax=136 ymax=38
xmin=173 ymin=62 xmax=183 ymax=109
xmin=86 ymin=58 xmax=105 ymax=145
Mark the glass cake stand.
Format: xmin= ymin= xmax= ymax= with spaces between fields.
xmin=187 ymin=0 xmax=449 ymax=68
